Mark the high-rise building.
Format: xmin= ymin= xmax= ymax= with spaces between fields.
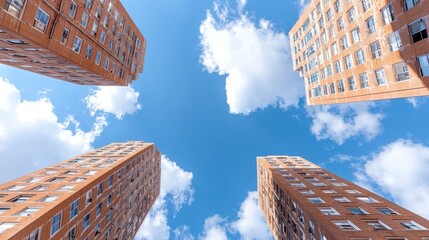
xmin=257 ymin=156 xmax=429 ymax=240
xmin=0 ymin=141 xmax=160 ymax=240
xmin=289 ymin=0 xmax=429 ymax=105
xmin=0 ymin=0 xmax=146 ymax=86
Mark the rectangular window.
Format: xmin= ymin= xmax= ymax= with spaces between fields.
xmin=418 ymin=54 xmax=429 ymax=77
xmin=334 ymin=220 xmax=360 ymax=230
xmin=300 ymin=190 xmax=314 ymax=195
xmin=15 ymin=207 xmax=40 ymax=216
xmin=96 ymin=202 xmax=102 ymax=216
xmin=329 ymin=25 xmax=334 ymax=38
xmin=80 ymin=12 xmax=89 ymax=28
xmin=348 ymin=77 xmax=356 ymax=90
xmin=348 ymin=7 xmax=356 ymax=23
xmin=11 ymin=195 xmax=33 ymax=202
xmin=68 ymin=1 xmax=77 ymax=18
xmin=381 ymin=4 xmax=395 ymax=25
xmin=326 ymin=9 xmax=332 ymax=21
xmin=362 ymin=0 xmax=371 ymax=12
xmin=334 ymin=196 xmax=351 ymax=203
xmin=366 ymin=17 xmax=376 ymax=34
xmin=0 ymin=222 xmax=17 ymax=234
xmin=28 ymin=228 xmax=40 ymax=240
xmin=337 ymin=80 xmax=345 ymax=92
xmin=387 ymin=31 xmax=402 ymax=51
xmin=58 ymin=185 xmax=74 ymax=191
xmin=355 ymin=49 xmax=365 ymax=65
xmin=393 ymin=62 xmax=410 ymax=81
xmin=327 ymin=65 xmax=333 ymax=76
xmin=404 ymin=0 xmax=421 ymax=10
xmin=67 ymin=227 xmax=76 ymax=240
xmin=337 ymin=17 xmax=345 ymax=31
xmin=97 ymin=182 xmax=103 ymax=195
xmin=357 ymin=196 xmax=379 ymax=203
xmin=329 ymin=83 xmax=336 ymax=94
xmin=4 ymin=0 xmax=26 ymax=18
xmin=340 ymin=35 xmax=349 ymax=49
xmin=70 ymin=199 xmax=79 ymax=219
xmin=375 ymin=69 xmax=387 ymax=85
xmin=40 ymin=195 xmax=58 ymax=202
xmin=7 ymin=185 xmax=25 ymax=191
xmin=51 ymin=212 xmax=62 ymax=235
xmin=409 ymin=19 xmax=427 ymax=43
xmin=83 ymin=213 xmax=90 ymax=230
xmin=34 ymin=8 xmax=50 ymax=33
xmin=308 ymin=197 xmax=325 ymax=204
xmin=332 ymin=42 xmax=339 ymax=55
xmin=100 ymin=31 xmax=106 ymax=44
xmin=84 ymin=0 xmax=92 ymax=8
xmin=72 ymin=37 xmax=82 ymax=53
xmin=365 ymin=220 xmax=391 ymax=230
xmin=371 ymin=41 xmax=382 ymax=59
xmin=85 ymin=45 xmax=92 ymax=59
xmin=360 ymin=73 xmax=369 ymax=88
xmin=344 ymin=55 xmax=353 ymax=69
xmin=347 ymin=207 xmax=368 ymax=215
xmin=104 ymin=58 xmax=109 ymax=70
xmin=95 ymin=51 xmax=102 ymax=65
xmin=334 ymin=61 xmax=342 ymax=73
xmin=398 ymin=221 xmax=427 ymax=230
xmin=319 ymin=207 xmax=339 ymax=215
xmin=334 ymin=0 xmax=341 ymax=12
xmin=351 ymin=28 xmax=361 ymax=43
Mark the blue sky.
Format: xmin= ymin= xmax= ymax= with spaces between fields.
xmin=1 ymin=0 xmax=429 ymax=239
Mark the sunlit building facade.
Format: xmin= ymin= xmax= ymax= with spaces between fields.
xmin=257 ymin=155 xmax=429 ymax=240
xmin=0 ymin=0 xmax=146 ymax=85
xmin=0 ymin=141 xmax=160 ymax=240
xmin=290 ymin=0 xmax=429 ymax=105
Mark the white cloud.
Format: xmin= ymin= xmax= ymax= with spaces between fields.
xmin=297 ymin=0 xmax=310 ymax=13
xmin=231 ymin=191 xmax=272 ymax=240
xmin=355 ymin=139 xmax=429 ymax=219
xmin=199 ymin=215 xmax=228 ymax=240
xmin=136 ymin=156 xmax=194 ymax=240
xmin=237 ymin=0 xmax=247 ymax=12
xmin=173 ymin=226 xmax=195 ymax=240
xmin=85 ymin=85 xmax=141 ymax=119
xmin=199 ymin=5 xmax=304 ymax=115
xmin=0 ymin=78 xmax=106 ymax=183
xmin=406 ymin=97 xmax=425 ymax=109
xmin=308 ymin=102 xmax=384 ymax=145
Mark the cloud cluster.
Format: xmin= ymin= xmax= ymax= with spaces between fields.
xmin=0 ymin=78 xmax=107 ymax=182
xmin=308 ymin=103 xmax=384 ymax=145
xmin=85 ymin=85 xmax=142 ymax=119
xmin=355 ymin=139 xmax=429 ymax=219
xmin=136 ymin=156 xmax=195 ymax=240
xmin=199 ymin=4 xmax=303 ymax=115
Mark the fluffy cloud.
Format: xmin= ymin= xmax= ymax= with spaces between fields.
xmin=231 ymin=191 xmax=272 ymax=240
xmin=355 ymin=139 xmax=429 ymax=219
xmin=85 ymin=85 xmax=141 ymax=119
xmin=297 ymin=0 xmax=311 ymax=13
xmin=0 ymin=78 xmax=106 ymax=183
xmin=136 ymin=156 xmax=194 ymax=240
xmin=308 ymin=102 xmax=384 ymax=145
xmin=199 ymin=5 xmax=303 ymax=115
xmin=200 ymin=215 xmax=228 ymax=240
xmin=406 ymin=97 xmax=425 ymax=109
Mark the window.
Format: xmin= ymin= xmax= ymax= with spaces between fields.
xmin=365 ymin=220 xmax=391 ymax=230
xmin=337 ymin=17 xmax=345 ymax=31
xmin=366 ymin=17 xmax=376 ymax=34
xmin=362 ymin=0 xmax=371 ymax=12
xmin=329 ymin=25 xmax=334 ymax=38
xmin=11 ymin=195 xmax=33 ymax=202
xmin=355 ymin=49 xmax=365 ymax=65
xmin=97 ymin=182 xmax=103 ymax=195
xmin=398 ymin=221 xmax=427 ymax=230
xmin=84 ymin=0 xmax=92 ymax=8
xmin=347 ymin=207 xmax=368 ymax=215
xmin=95 ymin=51 xmax=102 ymax=65
xmin=329 ymin=83 xmax=336 ymax=94
xmin=85 ymin=45 xmax=92 ymax=60
xmin=291 ymin=183 xmax=306 ymax=187
xmin=15 ymin=207 xmax=40 ymax=216
xmin=319 ymin=207 xmax=340 ymax=215
xmin=51 ymin=212 xmax=62 ymax=235
xmin=106 ymin=209 xmax=112 ymax=223
xmin=348 ymin=7 xmax=356 ymax=23
xmin=322 ymin=189 xmax=336 ymax=194
xmin=351 ymin=28 xmax=361 ymax=43
xmin=100 ymin=31 xmax=106 ymax=43
xmin=326 ymin=9 xmax=332 ymax=21
xmin=334 ymin=60 xmax=342 ymax=73
xmin=72 ymin=37 xmax=82 ymax=53
xmin=83 ymin=213 xmax=90 ymax=230
xmin=300 ymin=190 xmax=314 ymax=195
xmin=340 ymin=35 xmax=349 ymax=49
xmin=40 ymin=196 xmax=58 ymax=202
xmin=104 ymin=58 xmax=109 ymax=70
xmin=357 ymin=196 xmax=378 ymax=203
xmin=375 ymin=207 xmax=397 ymax=215
xmin=375 ymin=69 xmax=387 ymax=85
xmin=393 ymin=62 xmax=410 ymax=81
xmin=70 ymin=199 xmax=79 ymax=219
xmin=337 ymin=80 xmax=345 ymax=92
xmin=409 ymin=19 xmax=427 ymax=43
xmin=7 ymin=185 xmax=25 ymax=191
xmin=85 ymin=170 xmax=97 ymax=175
xmin=28 ymin=228 xmax=40 ymax=240
xmin=107 ymin=194 xmax=112 ymax=206
xmin=68 ymin=1 xmax=77 ymax=18
xmin=68 ymin=226 xmax=76 ymax=240
xmin=387 ymin=31 xmax=402 ymax=51
xmin=332 ymin=42 xmax=339 ymax=55
xmin=381 ymin=4 xmax=395 ymax=25
xmin=70 ymin=177 xmax=86 ymax=183
xmin=312 ymin=182 xmax=326 ymax=186
xmin=345 ymin=189 xmax=361 ymax=194
xmin=34 ymin=8 xmax=49 ymax=32
xmin=3 ymin=0 xmax=26 ymax=18
xmin=371 ymin=41 xmax=382 ymax=59
xmin=333 ymin=220 xmax=360 ymax=230
xmin=334 ymin=196 xmax=351 ymax=203
xmin=58 ymin=185 xmax=74 ymax=191
xmin=308 ymin=197 xmax=325 ymax=204
xmin=108 ymin=175 xmax=113 ymax=187
xmin=344 ymin=55 xmax=353 ymax=69
xmin=0 ymin=222 xmax=17 ymax=234
xmin=327 ymin=65 xmax=333 ymax=76
xmin=0 ymin=207 xmax=10 ymax=214
xmin=96 ymin=202 xmax=102 ymax=216
xmin=49 ymin=177 xmax=65 ymax=182
xmin=359 ymin=73 xmax=369 ymax=88
xmin=348 ymin=77 xmax=356 ymax=90
xmin=334 ymin=0 xmax=341 ymax=12
xmin=31 ymin=185 xmax=49 ymax=191
xmin=418 ymin=54 xmax=429 ymax=77
xmin=26 ymin=177 xmax=42 ymax=183
xmin=81 ymin=12 xmax=89 ymax=28
xmin=332 ymin=182 xmax=347 ymax=186
xmin=404 ymin=0 xmax=421 ymax=10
